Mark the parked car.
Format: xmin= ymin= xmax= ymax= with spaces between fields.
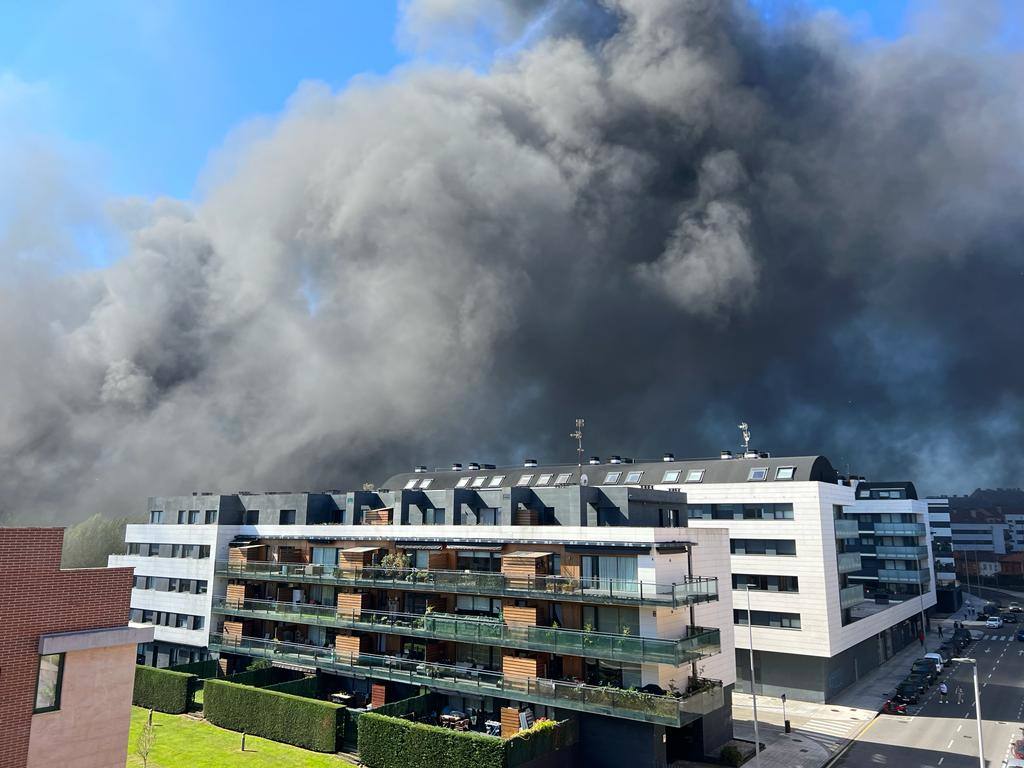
xmin=924 ymin=652 xmax=945 ymax=672
xmin=909 ymin=663 xmax=937 ymax=684
xmin=1013 ymin=740 xmax=1024 ymax=760
xmin=1003 ymin=614 xmax=1019 ymax=624
xmin=1008 ymin=603 xmax=1022 ymax=612
xmin=976 ymin=612 xmax=991 ymax=621
xmin=936 ymin=645 xmax=954 ymax=664
xmin=987 ymin=616 xmax=1004 ymax=629
xmin=903 ymin=673 xmax=932 ymax=691
xmin=882 ymin=699 xmax=908 ymax=715
xmin=1016 ymin=628 xmax=1024 ymax=641
xmin=894 ymin=684 xmax=920 ymax=704
xmin=984 ymin=602 xmax=1002 ymax=613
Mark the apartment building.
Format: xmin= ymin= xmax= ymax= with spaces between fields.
xmin=113 ymin=479 xmax=735 ymax=766
xmin=949 ymin=511 xmax=1008 ymax=554
xmin=1 ymin=528 xmax=153 ymax=768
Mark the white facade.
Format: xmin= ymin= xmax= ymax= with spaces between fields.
xmin=925 ymin=497 xmax=956 ymax=586
xmin=950 ymin=521 xmax=1007 ymax=553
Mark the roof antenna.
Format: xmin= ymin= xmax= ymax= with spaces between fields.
xmin=738 ymin=422 xmax=751 ymax=453
xmin=570 ymin=418 xmax=585 ymax=467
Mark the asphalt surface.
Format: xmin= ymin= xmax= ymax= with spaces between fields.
xmin=833 ymin=629 xmax=1024 ymax=768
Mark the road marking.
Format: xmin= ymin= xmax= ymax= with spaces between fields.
xmin=946 ymin=739 xmax=954 ymax=749
xmin=958 ymin=724 xmax=963 ymax=732
xmin=938 ymin=758 xmax=944 ymax=765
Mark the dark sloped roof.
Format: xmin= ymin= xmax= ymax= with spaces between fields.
xmin=381 ymin=455 xmax=837 ymax=491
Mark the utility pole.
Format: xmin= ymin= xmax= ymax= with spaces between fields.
xmin=952 ymin=658 xmax=984 ymax=768
xmin=569 ymin=419 xmax=584 ymax=467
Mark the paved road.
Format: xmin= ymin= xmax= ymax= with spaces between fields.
xmin=833 ymin=631 xmax=1024 ymax=767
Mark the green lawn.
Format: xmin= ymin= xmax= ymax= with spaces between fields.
xmin=126 ymin=707 xmax=355 ymax=768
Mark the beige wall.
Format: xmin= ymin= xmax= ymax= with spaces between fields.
xmin=27 ymin=644 xmax=136 ymax=768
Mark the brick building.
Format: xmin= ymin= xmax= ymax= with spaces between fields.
xmin=0 ymin=528 xmax=153 ymax=768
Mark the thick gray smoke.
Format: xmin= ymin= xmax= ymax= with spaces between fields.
xmin=2 ymin=0 xmax=1024 ymax=522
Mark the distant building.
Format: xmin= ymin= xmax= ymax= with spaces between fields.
xmin=953 ymin=550 xmax=1002 ymax=579
xmin=949 ymin=509 xmax=1009 ymax=554
xmin=998 ymin=552 xmax=1024 ymax=577
xmin=0 ymin=528 xmax=152 ymax=768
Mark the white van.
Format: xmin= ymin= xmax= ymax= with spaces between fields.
xmin=923 ymin=652 xmax=944 ymax=673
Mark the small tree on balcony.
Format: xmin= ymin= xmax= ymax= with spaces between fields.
xmin=380 ymin=551 xmax=412 ymax=577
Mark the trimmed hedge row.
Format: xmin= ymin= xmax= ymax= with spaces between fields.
xmin=224 ymin=665 xmax=299 ymax=688
xmin=358 ymin=712 xmax=505 ymax=768
xmin=167 ymin=658 xmax=219 ymax=679
xmin=373 ymin=692 xmax=443 ymax=718
xmin=263 ymin=676 xmax=319 ymax=698
xmin=506 ymin=719 xmax=578 ymax=767
xmin=204 ymin=679 xmax=345 ymax=753
xmin=132 ymin=665 xmax=194 ymax=714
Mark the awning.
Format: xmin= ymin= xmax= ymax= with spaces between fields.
xmin=230 ymin=543 xmax=267 ymax=550
xmin=397 ymin=543 xmax=444 ymax=551
xmin=565 ymin=545 xmax=652 ymax=555
xmin=339 ymin=546 xmax=383 ymax=554
xmin=503 ymin=551 xmax=553 ymax=559
xmin=447 ymin=544 xmax=502 ymax=552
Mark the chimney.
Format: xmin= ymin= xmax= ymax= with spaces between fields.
xmin=663 ymin=453 xmax=675 ymax=462
xmin=468 ymin=462 xmax=481 ymax=471
xmin=523 ymin=458 xmax=538 ymax=468
xmin=414 ymin=465 xmax=427 ymax=473
xmin=609 ymin=455 xmax=622 ymax=464
xmin=451 ymin=463 xmax=463 ymax=471
xmin=588 ymin=456 xmax=601 ymax=465
xmin=720 ymin=450 xmax=733 ymax=460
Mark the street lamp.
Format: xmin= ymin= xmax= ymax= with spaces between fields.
xmin=745 ymin=585 xmax=762 ymax=767
xmin=951 ymin=657 xmax=984 ymax=768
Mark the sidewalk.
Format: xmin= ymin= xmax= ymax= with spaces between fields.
xmin=729 ymin=594 xmax=984 ymax=768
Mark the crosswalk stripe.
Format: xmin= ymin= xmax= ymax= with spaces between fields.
xmin=801 ymin=719 xmax=856 ymax=737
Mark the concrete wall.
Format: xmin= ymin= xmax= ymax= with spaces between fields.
xmin=27 ymin=644 xmax=136 ymax=768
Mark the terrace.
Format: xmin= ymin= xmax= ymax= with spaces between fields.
xmin=208 ymin=633 xmax=723 ymax=728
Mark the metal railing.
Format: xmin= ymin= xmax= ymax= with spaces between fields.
xmin=207 ymin=633 xmax=723 ymax=727
xmin=211 ymin=596 xmax=720 ymax=665
xmin=877 ymin=568 xmax=931 ymax=584
xmin=834 ymin=519 xmax=860 ymax=539
xmin=866 ymin=523 xmax=927 ymax=536
xmin=837 ymin=552 xmax=862 ymax=573
xmin=839 ymin=584 xmax=865 ymax=609
xmin=873 ymin=545 xmax=929 ymax=559
xmin=215 ymin=561 xmax=718 ymax=608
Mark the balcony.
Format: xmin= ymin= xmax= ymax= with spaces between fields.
xmin=867 ymin=523 xmax=926 ymax=537
xmin=208 ymin=634 xmax=724 ymax=727
xmin=211 ymin=596 xmax=720 ymax=666
xmin=839 ymin=584 xmax=865 ymax=609
xmin=837 ymin=552 xmax=862 ymax=573
xmin=834 ymin=519 xmax=860 ymax=539
xmin=874 ymin=545 xmax=929 ymax=559
xmin=877 ymin=568 xmax=931 ymax=584
xmin=214 ymin=562 xmax=718 ymax=609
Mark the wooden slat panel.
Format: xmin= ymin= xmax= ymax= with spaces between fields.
xmin=223 ymin=621 xmax=243 ymax=640
xmin=500 ymin=707 xmax=521 ymax=738
xmin=561 ymin=552 xmax=581 ymax=580
xmin=335 ymin=635 xmax=363 ymax=655
xmin=562 ymin=655 xmax=584 ymax=679
xmin=364 ymin=509 xmax=392 ymax=525
xmin=502 ymin=655 xmax=539 ymax=679
xmin=502 ymin=605 xmax=537 ymax=627
xmin=561 ymin=603 xmax=582 ymax=630
xmin=371 ymin=684 xmax=387 ymax=708
xmin=226 ymin=584 xmax=247 ymax=607
xmin=513 ymin=509 xmax=539 ymax=526
xmin=428 ymin=550 xmax=453 ymax=570
xmin=336 ymin=593 xmax=364 ymax=614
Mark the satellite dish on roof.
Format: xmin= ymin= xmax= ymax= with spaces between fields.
xmin=580 ymin=474 xmax=589 ymax=486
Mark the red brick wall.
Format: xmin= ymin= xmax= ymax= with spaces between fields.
xmin=0 ymin=528 xmax=134 ymax=768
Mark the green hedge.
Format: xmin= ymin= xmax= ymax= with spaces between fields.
xmin=133 ymin=665 xmax=195 ymax=714
xmin=263 ymin=676 xmax=319 ymax=698
xmin=204 ymin=679 xmax=345 ymax=752
xmin=358 ymin=712 xmax=505 ymax=768
xmin=373 ymin=692 xmax=443 ymax=718
xmin=224 ymin=666 xmax=299 ymax=688
xmin=167 ymin=658 xmax=219 ymax=679
xmin=506 ymin=719 xmax=578 ymax=767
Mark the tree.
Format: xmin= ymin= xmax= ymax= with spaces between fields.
xmin=135 ymin=719 xmax=155 ymax=768
xmin=61 ymin=513 xmax=141 ymax=568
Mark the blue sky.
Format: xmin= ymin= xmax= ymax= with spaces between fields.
xmin=0 ymin=0 xmax=913 ymax=201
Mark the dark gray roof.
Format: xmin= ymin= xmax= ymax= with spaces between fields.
xmin=381 ymin=455 xmax=837 ymax=491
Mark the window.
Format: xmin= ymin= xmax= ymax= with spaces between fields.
xmin=205 ymin=509 xmax=217 ymax=524
xmin=149 ymin=510 xmax=162 ymax=524
xmin=624 ymin=470 xmax=644 ymax=484
xmin=733 ymin=609 xmax=801 ymax=629
xmin=280 ymin=509 xmax=296 ymax=525
xmin=536 ymin=474 xmax=552 ymax=486
xmin=404 ymin=479 xmax=418 ymax=489
xmin=188 ymin=510 xmax=200 ymax=524
xmin=688 ymin=503 xmax=793 ymax=521
xmin=555 ymin=473 xmax=572 ymax=484
xmin=419 ymin=478 xmax=433 ymax=489
xmin=747 ymin=467 xmax=769 ymax=481
xmin=488 ymin=476 xmax=505 ymax=487
xmin=312 ymin=547 xmax=338 ymax=566
xmin=516 ymin=475 xmax=533 ymax=486
xmin=197 ymin=580 xmax=209 ymax=594
xmin=243 ymin=510 xmax=259 ymax=525
xmin=775 ymin=466 xmax=796 ymax=480
xmin=177 ymin=510 xmax=186 ymax=524
xmin=662 ymin=470 xmax=681 ymax=483
xmin=684 ymin=469 xmax=705 ymax=483
xmin=471 ymin=477 xmax=487 ymax=488
xmin=171 ymin=544 xmax=184 ymax=558
xmin=34 ymin=653 xmax=65 ymax=713
xmin=127 ymin=543 xmax=140 ymax=555
xmin=168 ymin=578 xmax=179 ymax=592
xmin=456 ymin=594 xmax=500 ymax=615
xmin=175 ymin=614 xmax=189 ymax=628
xmin=604 ymin=471 xmax=621 ymax=484
xmin=730 ymin=539 xmax=797 ymax=556
xmin=581 ymin=555 xmax=639 ymax=593
xmin=455 ymin=477 xmax=470 ymax=488
xmin=198 ymin=545 xmax=211 ymax=559
xmin=732 ymin=574 xmax=799 ymax=592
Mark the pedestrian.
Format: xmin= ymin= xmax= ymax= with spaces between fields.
xmin=939 ymin=682 xmax=948 ymax=703
xmin=938 ymin=626 xmax=944 ymax=639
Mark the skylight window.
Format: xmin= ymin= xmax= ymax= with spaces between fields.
xmin=747 ymin=467 xmax=769 ymax=482
xmin=404 ymin=479 xmax=418 ymax=489
xmin=662 ymin=470 xmax=681 ymax=483
xmin=685 ymin=469 xmax=705 ymax=484
xmin=471 ymin=477 xmax=487 ymax=488
xmin=625 ymin=470 xmax=644 ymax=484
xmin=604 ymin=471 xmax=621 ymax=484
xmin=775 ymin=466 xmax=796 ymax=481
xmin=488 ymin=475 xmax=505 ymax=487
xmin=455 ymin=477 xmax=470 ymax=489
xmin=536 ymin=474 xmax=552 ymax=486
xmin=419 ymin=478 xmax=433 ymax=489
xmin=517 ymin=475 xmax=533 ymax=486
xmin=555 ymin=473 xmax=572 ymax=484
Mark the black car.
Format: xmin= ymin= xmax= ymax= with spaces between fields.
xmin=1016 ymin=628 xmax=1024 ymax=641
xmin=895 ymin=683 xmax=921 ymax=703
xmin=909 ymin=666 xmax=937 ymax=685
xmin=904 ymin=673 xmax=932 ymax=691
xmin=1002 ymin=614 xmax=1018 ymax=624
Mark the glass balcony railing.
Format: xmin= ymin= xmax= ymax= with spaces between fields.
xmin=877 ymin=568 xmax=931 ymax=584
xmin=874 ymin=545 xmax=929 ymax=559
xmin=833 ymin=519 xmax=860 ymax=539
xmin=211 ymin=596 xmax=720 ymax=665
xmin=837 ymin=552 xmax=862 ymax=573
xmin=867 ymin=523 xmax=926 ymax=536
xmin=214 ymin=561 xmax=718 ymax=608
xmin=839 ymin=584 xmax=865 ymax=609
xmin=207 ymin=633 xmax=724 ymax=727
